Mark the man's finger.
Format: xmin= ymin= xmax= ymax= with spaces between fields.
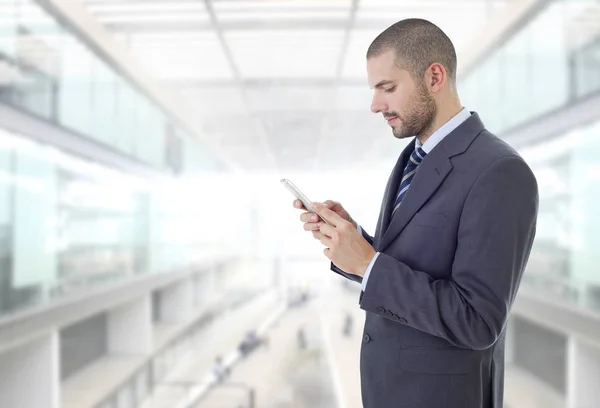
xmin=303 ymin=222 xmax=323 ymax=231
xmin=293 ymin=199 xmax=306 ymax=210
xmin=318 ymin=223 xmax=335 ymax=238
xmin=301 ymin=212 xmax=321 ymax=223
xmin=318 ymin=235 xmax=333 ymax=248
xmin=311 ymin=203 xmax=342 ymax=227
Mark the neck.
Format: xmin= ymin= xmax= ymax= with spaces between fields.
xmin=417 ymin=99 xmax=463 ymax=145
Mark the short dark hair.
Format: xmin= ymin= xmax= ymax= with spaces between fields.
xmin=367 ymin=18 xmax=457 ymax=83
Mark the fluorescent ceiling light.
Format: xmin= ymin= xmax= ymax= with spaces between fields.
xmin=129 ymin=32 xmax=213 ymax=41
xmin=215 ymin=0 xmax=351 ymax=11
xmin=129 ymin=32 xmax=221 ymax=47
xmin=132 ymin=41 xmax=210 ymax=48
xmin=358 ymin=0 xmax=505 ymax=8
xmin=96 ymin=13 xmax=210 ymax=23
xmin=218 ymin=10 xmax=350 ymax=21
xmin=227 ymin=29 xmax=344 ymax=40
xmin=357 ymin=9 xmax=486 ymax=20
xmin=87 ymin=2 xmax=206 ymax=13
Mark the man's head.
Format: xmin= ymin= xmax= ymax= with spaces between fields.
xmin=366 ymin=19 xmax=458 ymax=140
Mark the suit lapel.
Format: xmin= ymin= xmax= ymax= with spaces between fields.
xmin=378 ymin=149 xmax=452 ymax=252
xmin=377 ymin=112 xmax=486 ymax=252
xmin=374 ymin=141 xmax=415 ymax=249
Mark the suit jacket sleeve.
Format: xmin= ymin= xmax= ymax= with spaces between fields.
xmin=359 ymin=156 xmax=538 ymax=350
xmin=330 ymin=226 xmax=375 ymax=283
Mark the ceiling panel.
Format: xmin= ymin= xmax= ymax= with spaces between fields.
xmin=355 ymin=0 xmax=512 ymax=54
xmin=127 ymin=32 xmax=234 ymax=80
xmin=84 ymin=0 xmax=209 ymax=23
xmin=80 ymin=0 xmax=515 ymax=172
xmin=225 ymin=29 xmax=346 ymax=78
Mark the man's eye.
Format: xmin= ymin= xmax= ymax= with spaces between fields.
xmin=385 ymin=86 xmax=396 ymax=93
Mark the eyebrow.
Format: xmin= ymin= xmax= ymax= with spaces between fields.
xmin=373 ymin=80 xmax=395 ymax=89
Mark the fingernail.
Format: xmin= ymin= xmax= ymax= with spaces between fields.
xmin=311 ymin=215 xmax=318 ymax=222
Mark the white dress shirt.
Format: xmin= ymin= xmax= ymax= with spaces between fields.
xmin=359 ymin=108 xmax=471 ymax=291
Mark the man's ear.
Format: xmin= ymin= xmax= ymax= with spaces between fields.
xmin=427 ymin=63 xmax=446 ymax=92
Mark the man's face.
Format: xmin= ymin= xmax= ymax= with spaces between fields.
xmin=367 ymin=50 xmax=437 ymax=139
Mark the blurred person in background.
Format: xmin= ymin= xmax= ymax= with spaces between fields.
xmin=293 ymin=18 xmax=538 ymax=408
xmin=212 ymin=355 xmax=229 ymax=383
xmin=297 ymin=325 xmax=307 ymax=350
xmin=342 ymin=312 xmax=353 ymax=338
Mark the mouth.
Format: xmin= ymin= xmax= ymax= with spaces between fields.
xmin=386 ymin=117 xmax=398 ymax=125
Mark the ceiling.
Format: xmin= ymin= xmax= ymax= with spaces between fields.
xmin=81 ymin=0 xmax=513 ymax=172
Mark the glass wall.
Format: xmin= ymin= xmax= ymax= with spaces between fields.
xmin=0 ymin=0 xmax=222 ymax=173
xmin=519 ymin=118 xmax=600 ymax=312
xmin=460 ymin=0 xmax=600 ymax=316
xmin=0 ymin=126 xmax=234 ymax=319
xmin=460 ymin=0 xmax=600 ymax=134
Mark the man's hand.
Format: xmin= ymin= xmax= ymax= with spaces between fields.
xmin=311 ymin=203 xmax=376 ymax=277
xmin=293 ymin=199 xmax=357 ymax=243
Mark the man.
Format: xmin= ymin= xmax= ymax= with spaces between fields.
xmin=294 ymin=19 xmax=538 ymax=408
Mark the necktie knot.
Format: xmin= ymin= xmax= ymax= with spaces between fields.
xmin=410 ymin=147 xmax=426 ymax=166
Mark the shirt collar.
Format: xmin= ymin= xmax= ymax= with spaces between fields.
xmin=415 ymin=107 xmax=471 ymax=154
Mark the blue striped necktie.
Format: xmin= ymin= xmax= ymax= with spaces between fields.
xmin=391 ymin=146 xmax=427 ymax=216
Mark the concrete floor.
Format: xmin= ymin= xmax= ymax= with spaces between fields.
xmin=197 ymin=298 xmax=338 ymax=408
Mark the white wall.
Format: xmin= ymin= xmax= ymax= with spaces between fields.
xmin=0 ymin=332 xmax=59 ymax=408
xmin=108 ymin=295 xmax=152 ymax=355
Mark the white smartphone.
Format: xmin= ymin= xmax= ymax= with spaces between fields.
xmin=280 ymin=178 xmax=330 ymax=224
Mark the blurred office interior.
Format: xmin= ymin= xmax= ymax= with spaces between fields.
xmin=0 ymin=0 xmax=600 ymax=407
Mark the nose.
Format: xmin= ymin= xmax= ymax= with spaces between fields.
xmin=370 ymin=94 xmax=388 ymax=114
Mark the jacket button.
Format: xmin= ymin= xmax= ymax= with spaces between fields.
xmin=377 ymin=307 xmax=385 ymax=314
xmin=396 ymin=316 xmax=407 ymax=324
xmin=385 ymin=310 xmax=393 ymax=317
xmin=363 ymin=334 xmax=371 ymax=343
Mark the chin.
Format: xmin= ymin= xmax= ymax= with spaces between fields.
xmin=392 ymin=129 xmax=412 ymax=140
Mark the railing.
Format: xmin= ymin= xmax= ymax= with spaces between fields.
xmin=520 ymin=272 xmax=600 ymax=314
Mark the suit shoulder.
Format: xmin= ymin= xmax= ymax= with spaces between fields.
xmin=471 ymin=131 xmax=538 ymax=193
xmin=465 ymin=130 xmax=531 ymax=172
xmin=476 ymin=130 xmax=521 ymax=159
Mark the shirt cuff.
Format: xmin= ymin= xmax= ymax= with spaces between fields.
xmin=361 ymin=252 xmax=380 ymax=291
xmin=357 ymin=224 xmax=362 ymax=234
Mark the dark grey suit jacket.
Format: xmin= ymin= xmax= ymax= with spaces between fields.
xmin=331 ymin=113 xmax=538 ymax=408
